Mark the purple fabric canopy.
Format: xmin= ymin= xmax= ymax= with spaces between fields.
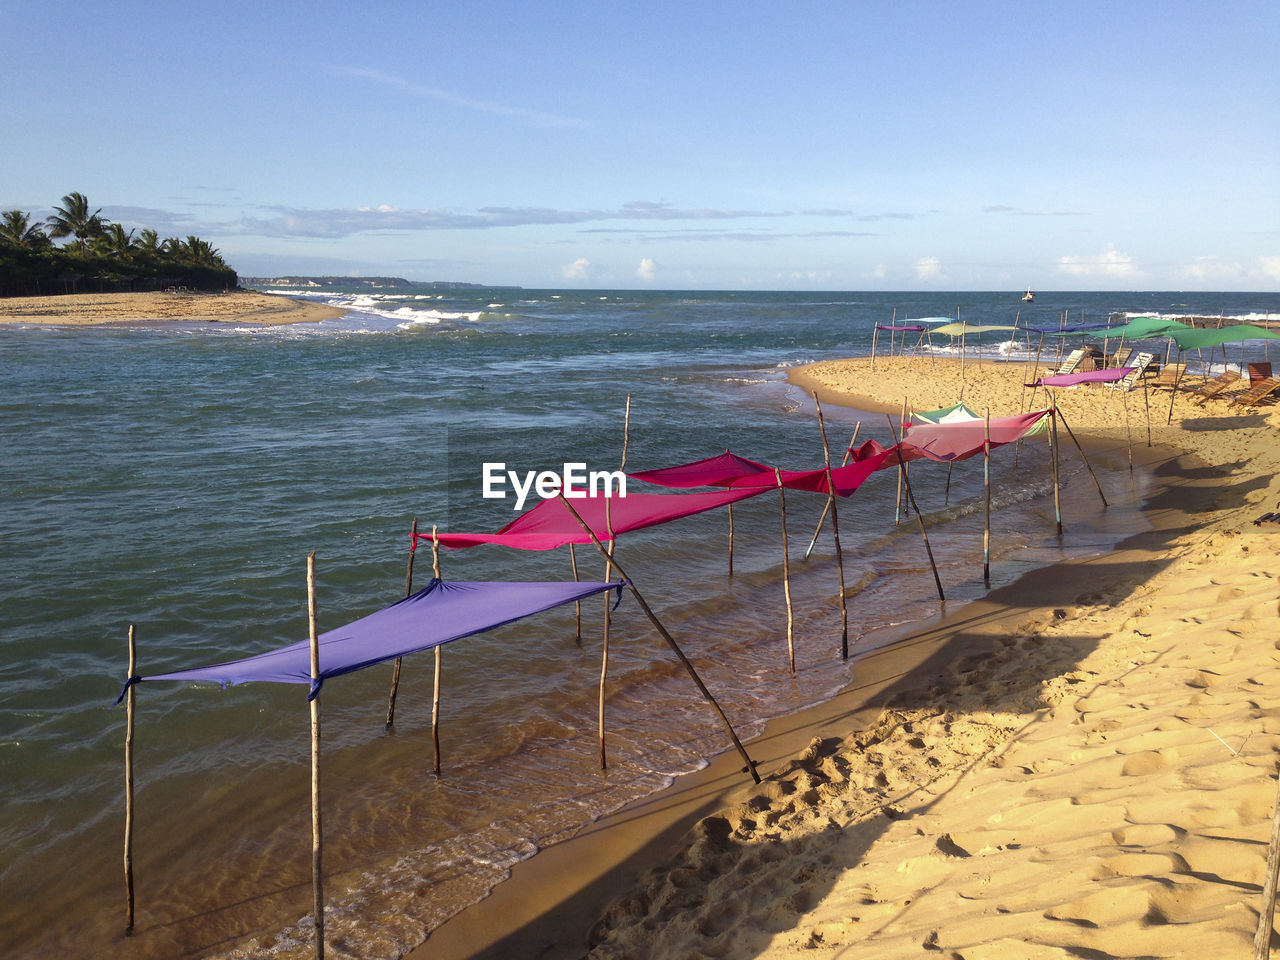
xmin=1030 ymin=367 xmax=1133 ymax=387
xmin=120 ymin=578 xmax=624 ymax=701
xmin=876 ymin=324 xmax=926 ymax=332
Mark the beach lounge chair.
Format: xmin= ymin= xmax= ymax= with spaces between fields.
xmin=1109 ymin=351 xmax=1155 ymax=391
xmin=1249 ymin=362 xmax=1273 ymax=384
xmin=1110 ymin=346 xmax=1133 ymax=369
xmin=1191 ymin=369 xmax=1241 ymax=405
xmin=1054 ymin=348 xmax=1086 ymax=375
xmin=1232 ymin=376 xmax=1280 ymax=408
xmin=1153 ymin=363 xmax=1187 ymax=391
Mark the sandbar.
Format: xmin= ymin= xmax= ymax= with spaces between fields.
xmin=0 ymin=290 xmax=345 ymax=326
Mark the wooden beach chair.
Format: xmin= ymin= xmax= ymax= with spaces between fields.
xmin=1153 ymin=363 xmax=1187 ymax=391
xmin=1191 ymin=369 xmax=1241 ymax=405
xmin=1232 ymin=376 xmax=1280 ymax=408
xmin=1109 ymin=351 xmax=1155 ymax=391
xmin=1055 ymin=348 xmax=1086 ymax=375
xmin=1110 ymin=346 xmax=1132 ymax=369
xmin=1249 ymin=362 xmax=1273 ymax=384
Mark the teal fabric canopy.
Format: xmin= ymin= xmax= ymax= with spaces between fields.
xmin=1168 ymin=324 xmax=1280 ymax=351
xmin=1106 ymin=316 xmax=1191 ymax=339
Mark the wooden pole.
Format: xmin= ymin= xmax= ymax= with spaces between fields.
xmin=1253 ymin=766 xmax=1280 ymax=959
xmin=384 ymin=518 xmax=418 ymax=726
xmin=1123 ymin=390 xmax=1133 ymax=472
xmin=1049 ymin=402 xmax=1063 ymax=535
xmin=124 ymin=623 xmax=136 ymax=935
xmin=894 ymin=398 xmax=907 ymax=525
xmin=774 ymin=467 xmax=795 ymax=675
xmin=569 ymin=543 xmax=582 ymax=643
xmin=620 ymin=393 xmax=632 ymax=471
xmin=1143 ymin=373 xmax=1152 ymax=447
xmin=430 ymin=528 xmax=443 ymax=775
xmin=1055 ymin=406 xmax=1108 ymax=508
xmin=727 ymin=503 xmax=734 ymax=576
xmin=1166 ymin=353 xmax=1185 ymax=425
xmin=599 ymin=497 xmax=616 ymax=769
xmin=870 ymin=324 xmax=879 ymax=371
xmin=983 ymin=408 xmax=991 ymax=585
xmin=814 ymin=396 xmax=849 ymax=659
xmin=885 ymin=416 xmax=945 ymax=603
xmin=804 ymin=422 xmax=860 ymax=560
xmin=307 ymin=552 xmax=324 ymax=960
xmin=554 ymin=495 xmax=761 ymax=783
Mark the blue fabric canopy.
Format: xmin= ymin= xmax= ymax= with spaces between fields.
xmin=119 ymin=578 xmax=625 ymax=702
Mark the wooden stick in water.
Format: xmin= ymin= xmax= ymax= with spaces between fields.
xmin=814 ymin=396 xmax=849 ymax=659
xmin=983 ymin=409 xmax=991 ymax=585
xmin=431 ymin=527 xmax=443 ymax=775
xmin=885 ymin=415 xmax=945 ymax=603
xmin=775 ymin=467 xmax=795 ymax=675
xmin=1049 ymin=402 xmax=1063 ymax=535
xmin=1054 ymin=406 xmax=1108 ymax=508
xmin=727 ymin=503 xmax=734 ymax=576
xmin=804 ymin=422 xmax=860 ymax=559
xmin=124 ymin=623 xmax=136 ymax=935
xmin=384 ymin=518 xmax=418 ymax=726
xmin=894 ymin=398 xmax=907 ymax=525
xmin=307 ymin=552 xmax=325 ymax=960
xmin=555 ymin=494 xmax=761 ymax=783
xmin=569 ymin=543 xmax=582 ymax=643
xmin=599 ymin=497 xmax=616 ymax=769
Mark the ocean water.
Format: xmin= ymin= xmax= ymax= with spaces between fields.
xmin=2 ymin=288 xmax=1276 ymax=959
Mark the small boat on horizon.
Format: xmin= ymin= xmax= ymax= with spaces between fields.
xmin=1022 ymin=288 xmax=1035 ymax=302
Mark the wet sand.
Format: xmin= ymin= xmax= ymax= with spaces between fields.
xmin=0 ymin=290 xmax=344 ymax=326
xmin=413 ymin=356 xmax=1280 ymax=960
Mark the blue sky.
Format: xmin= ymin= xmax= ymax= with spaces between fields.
xmin=3 ymin=1 xmax=1277 ymax=290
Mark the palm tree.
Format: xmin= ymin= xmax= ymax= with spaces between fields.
xmin=137 ymin=228 xmax=161 ymax=257
xmin=45 ymin=192 xmax=108 ymax=254
xmin=0 ymin=210 xmax=51 ymax=248
xmin=95 ymin=223 xmax=138 ymax=259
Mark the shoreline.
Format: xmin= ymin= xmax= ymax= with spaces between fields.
xmin=412 ymin=355 xmax=1280 ymax=959
xmin=0 ymin=290 xmax=345 ymax=326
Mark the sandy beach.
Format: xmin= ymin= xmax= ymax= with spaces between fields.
xmin=416 ymin=355 xmax=1280 ymax=960
xmin=0 ymin=290 xmax=344 ymax=326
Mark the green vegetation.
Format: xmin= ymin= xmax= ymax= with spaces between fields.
xmin=0 ymin=192 xmax=238 ymax=297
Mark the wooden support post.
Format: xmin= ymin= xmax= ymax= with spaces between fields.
xmin=727 ymin=503 xmax=734 ymax=576
xmin=1143 ymin=374 xmax=1152 ymax=447
xmin=1055 ymin=405 xmax=1108 ymax=508
xmin=555 ymin=495 xmax=761 ymax=783
xmin=775 ymin=467 xmax=795 ymax=675
xmin=599 ymin=497 xmax=616 ymax=770
xmin=307 ymin=552 xmax=324 ymax=960
xmin=814 ymin=396 xmax=849 ymax=659
xmin=894 ymin=398 xmax=907 ymax=525
xmin=569 ymin=543 xmax=582 ymax=643
xmin=430 ymin=527 xmax=442 ymax=776
xmin=870 ymin=324 xmax=878 ymax=371
xmin=124 ymin=623 xmax=136 ymax=935
xmin=1253 ymin=766 xmax=1280 ymax=959
xmin=1167 ymin=354 xmax=1185 ymax=425
xmin=886 ymin=416 xmax=945 ymax=603
xmin=1123 ymin=390 xmax=1133 ymax=472
xmin=983 ymin=408 xmax=991 ymax=585
xmin=1049 ymin=402 xmax=1063 ymax=536
xmin=805 ymin=422 xmax=860 ymax=560
xmin=620 ymin=393 xmax=632 ymax=471
xmin=385 ymin=518 xmax=418 ymax=726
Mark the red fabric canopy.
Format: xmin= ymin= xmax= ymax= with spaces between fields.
xmin=901 ymin=410 xmax=1048 ymax=463
xmin=629 ymin=450 xmax=773 ymax=488
xmin=432 ymin=486 xmax=770 ymax=551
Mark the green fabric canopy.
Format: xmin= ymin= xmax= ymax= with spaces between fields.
xmin=931 ymin=323 xmax=1021 ymax=336
xmin=1106 ymin=316 xmax=1191 ymax=339
xmin=1168 ymin=324 xmax=1280 ymax=351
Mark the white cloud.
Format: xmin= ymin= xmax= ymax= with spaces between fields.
xmin=1176 ymin=256 xmax=1245 ymax=284
xmin=872 ymin=263 xmax=887 ymax=279
xmin=1257 ymin=255 xmax=1280 ymax=282
xmin=561 ymin=257 xmax=590 ymax=280
xmin=636 ymin=258 xmax=656 ymax=281
xmin=1054 ymin=244 xmax=1140 ymax=280
xmin=914 ymin=256 xmax=944 ymax=281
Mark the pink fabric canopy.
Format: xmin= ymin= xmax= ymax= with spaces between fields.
xmin=901 ymin=410 xmax=1049 ymax=463
xmin=629 ymin=450 xmax=773 ymax=488
xmin=1030 ymin=368 xmax=1133 ymax=388
xmin=432 ymin=486 xmax=770 ymax=551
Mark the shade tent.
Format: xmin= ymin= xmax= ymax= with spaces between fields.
xmin=118 ymin=578 xmax=625 ymax=702
xmin=1107 ymin=316 xmax=1192 ymax=340
xmin=875 ymin=324 xmax=927 ymax=332
xmin=910 ymin=403 xmax=982 ymax=425
xmin=931 ymin=322 xmax=1021 ymax=337
xmin=1167 ymin=324 xmax=1280 ymax=351
xmin=433 ymin=486 xmax=771 ymax=551
xmin=1030 ymin=368 xmax=1134 ymax=388
xmin=901 ymin=410 xmax=1050 ymax=463
xmin=630 ymin=450 xmax=773 ymax=488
